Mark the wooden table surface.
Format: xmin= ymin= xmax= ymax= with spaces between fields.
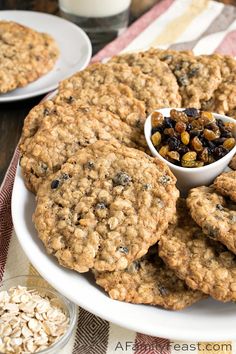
xmin=0 ymin=0 xmax=235 ymax=183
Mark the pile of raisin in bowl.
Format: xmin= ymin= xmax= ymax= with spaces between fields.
xmin=151 ymin=108 xmax=236 ymax=168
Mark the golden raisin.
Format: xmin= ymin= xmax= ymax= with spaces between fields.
xmin=175 ymin=121 xmax=186 ymax=133
xmin=199 ymin=148 xmax=208 ymax=163
xmin=164 ymin=128 xmax=176 ymax=136
xmin=203 ymin=129 xmax=217 ymax=141
xmin=170 ymin=109 xmax=188 ymax=123
xmin=159 ymin=145 xmax=169 ymax=157
xmin=200 ymin=111 xmax=215 ymax=126
xmin=182 ymin=151 xmax=197 ymax=161
xmin=182 ymin=160 xmax=204 ymax=168
xmin=181 ymin=131 xmax=190 ymax=145
xmin=191 ymin=136 xmax=203 ymax=152
xmin=223 ymin=137 xmax=236 ymax=150
xmin=151 ymin=111 xmax=164 ymax=128
xmin=151 ymin=131 xmax=161 ymax=146
xmin=167 ymin=151 xmax=180 ymax=161
xmin=224 ymin=122 xmax=234 ymax=131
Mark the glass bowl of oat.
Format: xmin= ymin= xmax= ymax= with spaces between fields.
xmin=0 ymin=275 xmax=77 ymax=354
xmin=144 ymin=108 xmax=236 ymax=193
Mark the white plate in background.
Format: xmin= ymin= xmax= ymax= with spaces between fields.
xmin=0 ymin=10 xmax=92 ymax=102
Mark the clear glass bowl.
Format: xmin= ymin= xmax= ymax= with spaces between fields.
xmin=0 ymin=275 xmax=77 ymax=354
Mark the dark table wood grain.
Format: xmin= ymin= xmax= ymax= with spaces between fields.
xmin=0 ymin=0 xmax=235 ymax=184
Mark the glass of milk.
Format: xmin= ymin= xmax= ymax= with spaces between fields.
xmin=59 ymin=0 xmax=131 ymax=44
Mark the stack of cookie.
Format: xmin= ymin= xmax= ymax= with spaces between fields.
xmin=159 ymin=171 xmax=236 ymax=303
xmin=19 ymin=48 xmax=236 ymax=310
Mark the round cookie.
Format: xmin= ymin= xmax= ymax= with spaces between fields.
xmin=187 ymin=186 xmax=236 ymax=254
xmin=109 ymin=49 xmax=182 ymax=108
xmin=54 ymin=82 xmax=147 ymax=130
xmin=0 ymin=21 xmax=59 ymax=93
xmin=34 ymin=141 xmax=179 ymax=273
xmin=20 ymin=82 xmax=147 ymax=146
xmin=153 ymin=49 xmax=222 ymax=109
xmin=20 ymin=106 xmax=148 ymax=193
xmin=159 ymin=199 xmax=236 ymax=302
xmin=59 ymin=62 xmax=169 ymax=114
xmin=95 ymin=245 xmax=205 ymax=310
xmin=202 ymin=54 xmax=236 ymax=118
xmin=214 ymin=171 xmax=236 ymax=202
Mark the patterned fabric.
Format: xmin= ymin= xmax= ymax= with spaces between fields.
xmin=1 ymin=0 xmax=236 ymax=352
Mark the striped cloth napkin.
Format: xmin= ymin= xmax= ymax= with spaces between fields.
xmin=1 ymin=0 xmax=236 ymax=353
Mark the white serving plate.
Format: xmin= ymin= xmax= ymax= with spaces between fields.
xmin=12 ymin=163 xmax=236 ymax=342
xmin=0 ymin=10 xmax=92 ymax=102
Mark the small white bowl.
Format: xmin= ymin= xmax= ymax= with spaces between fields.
xmin=144 ymin=108 xmax=236 ymax=194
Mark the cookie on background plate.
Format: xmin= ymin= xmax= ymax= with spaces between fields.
xmin=0 ymin=21 xmax=59 ymax=94
xmin=159 ymin=199 xmax=236 ymax=302
xmin=34 ymin=141 xmax=179 ymax=273
xmin=187 ymin=186 xmax=236 ymax=254
xmin=95 ymin=245 xmax=205 ymax=310
xmin=214 ymin=171 xmax=236 ymax=203
xmin=20 ymin=106 xmax=147 ymax=193
xmin=109 ymin=49 xmax=182 ymax=108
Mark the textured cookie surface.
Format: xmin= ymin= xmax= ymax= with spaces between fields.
xmin=154 ymin=49 xmax=222 ymax=109
xmin=59 ymin=62 xmax=169 ymax=114
xmin=203 ymin=54 xmax=236 ymax=118
xmin=187 ymin=186 xmax=236 ymax=254
xmin=159 ymin=199 xmax=236 ymax=302
xmin=109 ymin=49 xmax=181 ymax=108
xmin=230 ymin=155 xmax=236 ymax=170
xmin=20 ymin=82 xmax=147 ymax=148
xmin=34 ymin=141 xmax=179 ymax=273
xmin=20 ymin=106 xmax=147 ymax=193
xmin=54 ymin=83 xmax=147 ymax=130
xmin=214 ymin=171 xmax=236 ymax=202
xmin=95 ymin=245 xmax=205 ymax=310
xmin=0 ymin=21 xmax=59 ymax=93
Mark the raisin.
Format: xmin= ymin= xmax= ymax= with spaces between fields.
xmin=190 ymin=130 xmax=201 ymax=138
xmin=175 ymin=121 xmax=186 ymax=133
xmin=213 ymin=146 xmax=228 ymax=160
xmin=191 ymin=136 xmax=203 ymax=152
xmin=177 ymin=75 xmax=189 ymax=86
xmin=168 ymin=151 xmax=180 ymax=161
xmin=151 ymin=126 xmax=163 ymax=135
xmin=203 ymin=129 xmax=217 ymax=141
xmin=84 ymin=161 xmax=95 ymax=169
xmin=186 ymin=123 xmax=192 ymax=132
xmin=223 ymin=138 xmax=235 ymax=150
xmin=184 ymin=108 xmax=199 ymax=118
xmin=182 ymin=151 xmax=197 ymax=161
xmin=43 ymin=108 xmax=50 ymax=116
xmin=51 ymin=180 xmax=59 ymax=189
xmin=159 ymin=145 xmax=169 ymax=157
xmin=164 ymin=117 xmax=175 ymax=128
xmin=177 ymin=144 xmax=189 ymax=155
xmin=164 ymin=128 xmax=176 ymax=136
xmin=66 ymin=96 xmax=74 ymax=103
xmin=96 ymin=203 xmax=107 ymax=209
xmin=170 ymin=109 xmax=188 ymax=123
xmin=188 ymin=67 xmax=199 ymax=78
xmin=181 ymin=131 xmax=190 ymax=145
xmin=199 ymin=148 xmax=209 ymax=163
xmin=151 ymin=131 xmax=161 ymax=146
xmin=214 ymin=138 xmax=226 ymax=145
xmin=118 ymin=246 xmax=129 ymax=254
xmin=159 ymin=286 xmax=169 ymax=296
xmin=168 ymin=137 xmax=180 ymax=150
xmin=113 ymin=172 xmax=131 ymax=186
xmin=200 ymin=111 xmax=215 ymax=126
xmin=151 ymin=111 xmax=164 ymax=128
